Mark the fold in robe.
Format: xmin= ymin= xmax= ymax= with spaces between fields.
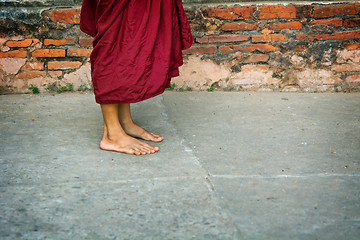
xmin=80 ymin=0 xmax=194 ymax=104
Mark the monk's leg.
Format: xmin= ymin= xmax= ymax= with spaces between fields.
xmin=117 ymin=103 xmax=164 ymax=142
xmin=100 ymin=104 xmax=159 ymax=155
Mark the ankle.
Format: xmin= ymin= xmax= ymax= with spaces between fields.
xmin=104 ymin=128 xmax=127 ymax=140
xmin=119 ymin=119 xmax=135 ymax=128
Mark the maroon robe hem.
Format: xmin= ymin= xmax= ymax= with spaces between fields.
xmin=80 ymin=0 xmax=194 ymax=104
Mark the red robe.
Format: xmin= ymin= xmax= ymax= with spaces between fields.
xmin=80 ymin=0 xmax=194 ymax=104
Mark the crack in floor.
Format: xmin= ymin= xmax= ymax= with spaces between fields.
xmin=160 ymin=95 xmax=248 ymax=239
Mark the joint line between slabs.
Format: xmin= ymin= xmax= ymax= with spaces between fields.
xmin=0 ymin=176 xmax=207 ymax=189
xmin=162 ymin=96 xmax=246 ymax=238
xmin=211 ymin=173 xmax=360 ymax=179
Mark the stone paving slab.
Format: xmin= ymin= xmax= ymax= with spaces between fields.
xmin=1 ymin=92 xmax=360 ymax=239
xmin=163 ymin=92 xmax=360 ymax=240
xmin=163 ymin=92 xmax=360 ymax=176
xmin=210 ymin=176 xmax=360 ymax=240
xmin=0 ymin=93 xmax=241 ymax=239
xmin=0 ymin=94 xmax=206 ymax=186
xmin=0 ymin=179 xmax=240 ymax=239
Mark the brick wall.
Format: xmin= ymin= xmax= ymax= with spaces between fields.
xmin=0 ymin=2 xmax=359 ymax=94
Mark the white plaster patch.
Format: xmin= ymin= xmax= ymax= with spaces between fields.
xmin=0 ymin=38 xmax=7 ymax=45
xmin=0 ymin=38 xmax=10 ymax=52
xmin=62 ymin=62 xmax=92 ymax=90
xmin=172 ymin=55 xmax=229 ymax=90
xmin=230 ymin=69 xmax=277 ymax=86
xmin=0 ymin=58 xmax=27 ymax=75
xmin=9 ymin=36 xmax=24 ymax=41
xmin=290 ymin=55 xmax=305 ymax=68
xmin=296 ymin=69 xmax=341 ymax=88
xmin=6 ymin=77 xmax=56 ymax=93
xmin=336 ymin=49 xmax=360 ymax=63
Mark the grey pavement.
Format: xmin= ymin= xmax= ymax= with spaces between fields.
xmin=0 ymin=91 xmax=359 ymax=240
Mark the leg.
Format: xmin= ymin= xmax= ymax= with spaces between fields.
xmin=100 ymin=104 xmax=159 ymax=155
xmin=117 ymin=103 xmax=164 ymax=142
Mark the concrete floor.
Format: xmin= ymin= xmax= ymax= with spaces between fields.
xmin=0 ymin=92 xmax=359 ymax=240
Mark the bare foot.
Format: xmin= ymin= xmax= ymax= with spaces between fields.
xmin=100 ymin=132 xmax=159 ymax=155
xmin=121 ymin=122 xmax=164 ymax=142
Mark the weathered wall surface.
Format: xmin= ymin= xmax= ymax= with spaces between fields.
xmin=0 ymin=1 xmax=359 ymax=93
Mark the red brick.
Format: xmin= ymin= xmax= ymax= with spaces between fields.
xmin=197 ymin=35 xmax=249 ymax=44
xmin=297 ymin=30 xmax=360 ymax=41
xmin=345 ymin=43 xmax=360 ymax=50
xmin=22 ymin=62 xmax=44 ymax=70
xmin=331 ymin=63 xmax=360 ymax=72
xmin=182 ymin=45 xmax=217 ymax=55
xmin=204 ymin=7 xmax=254 ymax=20
xmin=32 ymin=49 xmax=66 ymax=58
xmin=16 ymin=71 xmax=46 ymax=79
xmin=222 ymin=22 xmax=257 ymax=31
xmin=240 ymin=44 xmax=279 ymax=53
xmin=79 ymin=37 xmax=93 ymax=47
xmin=218 ymin=46 xmax=234 ymax=53
xmin=259 ymin=6 xmax=297 ymax=19
xmin=268 ymin=21 xmax=302 ymax=30
xmin=252 ymin=34 xmax=288 ymax=43
xmin=344 ymin=18 xmax=360 ymax=27
xmin=44 ymin=38 xmax=75 ymax=46
xmin=6 ymin=39 xmax=40 ymax=48
xmin=219 ymin=44 xmax=279 ymax=53
xmin=48 ymin=61 xmax=82 ymax=70
xmin=327 ymin=76 xmax=342 ymax=84
xmin=233 ymin=52 xmax=248 ymax=60
xmin=282 ymin=86 xmax=300 ymax=92
xmin=244 ymin=54 xmax=270 ymax=63
xmin=67 ymin=49 xmax=92 ymax=57
xmin=295 ymin=5 xmax=312 ymax=19
xmin=310 ymin=19 xmax=343 ymax=27
xmin=313 ymin=5 xmax=359 ymax=19
xmin=49 ymin=9 xmax=81 ymax=24
xmin=241 ymin=64 xmax=270 ymax=72
xmin=0 ymin=50 xmax=27 ymax=58
xmin=261 ymin=28 xmax=272 ymax=35
xmin=346 ymin=75 xmax=360 ymax=82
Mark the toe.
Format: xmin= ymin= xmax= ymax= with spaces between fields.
xmin=149 ymin=132 xmax=163 ymax=142
xmin=135 ymin=142 xmax=154 ymax=155
xmin=139 ymin=141 xmax=158 ymax=153
xmin=140 ymin=131 xmax=163 ymax=142
xmin=126 ymin=148 xmax=137 ymax=155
